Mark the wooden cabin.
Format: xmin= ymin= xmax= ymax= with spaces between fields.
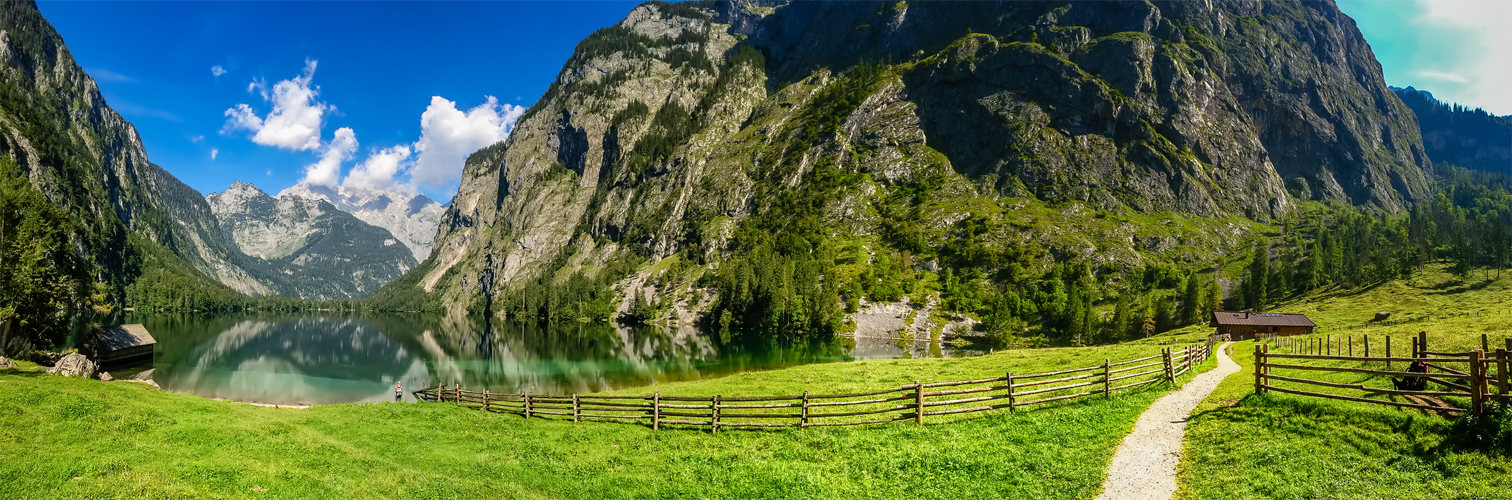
xmin=1211 ymin=311 xmax=1316 ymax=340
xmin=93 ymin=324 xmax=156 ymax=368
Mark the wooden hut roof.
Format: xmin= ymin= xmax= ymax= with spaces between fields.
xmin=1212 ymin=311 xmax=1316 ymax=327
xmin=97 ymin=324 xmax=156 ymax=351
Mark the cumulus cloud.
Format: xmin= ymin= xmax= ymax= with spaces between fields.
xmin=211 ymin=65 xmax=227 ymax=77
xmin=409 ymin=96 xmax=525 ymax=189
xmin=221 ymin=59 xmax=327 ymax=151
xmin=210 ymin=148 xmax=218 ymax=160
xmin=343 ymin=145 xmax=412 ymax=191
xmin=299 ymin=127 xmax=357 ymax=188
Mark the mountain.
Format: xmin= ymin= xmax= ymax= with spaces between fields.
xmin=279 ymin=183 xmax=445 ymax=262
xmin=0 ymin=1 xmax=420 ymax=308
xmin=1391 ymin=86 xmax=1512 ymax=177
xmin=392 ymin=0 xmax=1435 ymax=320
xmin=206 ymin=182 xmax=418 ymax=300
xmin=0 ymin=1 xmax=268 ymax=303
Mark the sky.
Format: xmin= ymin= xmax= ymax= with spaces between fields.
xmin=38 ymin=1 xmax=1510 ymax=205
xmin=1337 ymin=0 xmax=1512 ymax=116
xmin=40 ymin=1 xmax=638 ymax=202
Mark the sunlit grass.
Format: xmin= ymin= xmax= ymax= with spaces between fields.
xmin=0 ymin=340 xmax=1213 ymax=500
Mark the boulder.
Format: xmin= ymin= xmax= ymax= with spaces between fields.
xmin=1373 ymin=311 xmax=1392 ymax=322
xmin=98 ymin=371 xmax=113 ymax=382
xmin=43 ymin=353 xmax=95 ymax=379
xmin=0 ymin=356 xmax=14 ymax=368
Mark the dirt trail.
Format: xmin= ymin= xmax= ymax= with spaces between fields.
xmin=1095 ymin=342 xmax=1238 ymax=500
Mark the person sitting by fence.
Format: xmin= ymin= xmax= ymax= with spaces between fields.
xmin=1392 ymin=361 xmax=1428 ymax=391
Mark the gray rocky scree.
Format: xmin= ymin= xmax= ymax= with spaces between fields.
xmin=44 ymin=353 xmax=96 ymax=379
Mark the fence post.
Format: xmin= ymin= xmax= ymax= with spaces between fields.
xmin=1386 ymin=336 xmax=1392 ymax=370
xmin=457 ymin=385 xmax=462 ymax=404
xmin=1254 ymin=344 xmax=1265 ymax=394
xmin=712 ymin=395 xmax=721 ymax=435
xmin=915 ymin=380 xmax=925 ymax=426
xmin=1103 ymin=359 xmax=1111 ymax=398
xmin=1496 ymin=348 xmax=1509 ymax=397
xmin=524 ymin=393 xmax=531 ymax=419
xmin=1365 ymin=335 xmax=1371 ymax=360
xmin=1470 ymin=350 xmax=1486 ymax=416
xmin=653 ymin=392 xmax=661 ymax=431
xmin=1326 ymin=335 xmax=1331 ymax=356
xmin=483 ymin=389 xmax=490 ymax=412
xmin=1163 ymin=348 xmax=1174 ymax=384
xmin=1482 ymin=333 xmax=1490 ymax=354
xmin=1006 ymin=372 xmax=1016 ymax=412
xmin=573 ymin=394 xmax=580 ymax=422
xmin=801 ymin=391 xmax=810 ymax=427
xmin=1348 ymin=336 xmax=1353 ymax=357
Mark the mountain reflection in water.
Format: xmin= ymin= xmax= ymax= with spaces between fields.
xmin=127 ymin=313 xmax=981 ymax=406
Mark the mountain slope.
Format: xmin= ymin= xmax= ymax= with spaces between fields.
xmin=207 ymin=182 xmax=418 ymax=300
xmin=400 ymin=0 xmax=1434 ymax=321
xmin=278 ymin=183 xmax=445 ymax=262
xmin=0 ymin=0 xmax=266 ymax=302
xmin=1392 ymin=86 xmax=1512 ymax=176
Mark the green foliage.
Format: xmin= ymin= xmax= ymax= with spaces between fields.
xmin=499 ymin=253 xmax=640 ymax=323
xmin=0 ymin=157 xmax=96 ymax=356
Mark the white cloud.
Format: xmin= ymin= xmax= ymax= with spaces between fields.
xmin=1415 ymin=0 xmax=1512 ymax=114
xmin=211 ymin=65 xmax=227 ymax=77
xmin=88 ymin=68 xmax=135 ymax=83
xmin=1416 ymin=71 xmax=1469 ymax=84
xmin=222 ymin=59 xmax=327 ymax=151
xmin=409 ymin=96 xmax=525 ymax=189
xmin=300 ymin=127 xmax=357 ymax=188
xmin=210 ymin=148 xmax=218 ymax=160
xmin=343 ymin=145 xmax=412 ymax=191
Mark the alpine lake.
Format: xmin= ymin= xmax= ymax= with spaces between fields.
xmin=108 ymin=313 xmax=985 ymax=406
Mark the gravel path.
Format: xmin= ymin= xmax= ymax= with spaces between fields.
xmin=1095 ymin=342 xmax=1239 ymax=500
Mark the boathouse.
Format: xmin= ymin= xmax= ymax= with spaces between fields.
xmin=93 ymin=324 xmax=156 ymax=368
xmin=1211 ymin=311 xmax=1316 ymax=339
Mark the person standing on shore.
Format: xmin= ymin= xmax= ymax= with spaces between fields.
xmin=395 ymin=381 xmax=402 ymax=402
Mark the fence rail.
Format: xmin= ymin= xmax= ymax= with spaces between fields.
xmin=412 ymin=342 xmax=1215 ymax=433
xmin=1254 ymin=332 xmax=1510 ymax=416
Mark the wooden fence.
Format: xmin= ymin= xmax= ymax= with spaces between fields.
xmin=413 ymin=342 xmax=1214 ymax=433
xmin=1254 ymin=332 xmax=1511 ymax=415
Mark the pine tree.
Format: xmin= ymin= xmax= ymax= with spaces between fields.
xmin=1180 ymin=275 xmax=1202 ymax=326
xmin=1244 ymin=241 xmax=1270 ymax=310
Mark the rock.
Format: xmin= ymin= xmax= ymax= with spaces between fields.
xmin=1373 ymin=311 xmax=1391 ymax=322
xmin=0 ymin=356 xmax=14 ymax=368
xmin=43 ymin=353 xmax=96 ymax=379
xmin=98 ymin=372 xmax=113 ymax=382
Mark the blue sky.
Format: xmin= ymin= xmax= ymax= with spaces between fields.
xmin=39 ymin=1 xmax=1509 ymax=204
xmin=41 ymin=1 xmax=638 ymax=201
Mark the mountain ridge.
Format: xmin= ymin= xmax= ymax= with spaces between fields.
xmin=400 ymin=0 xmax=1435 ymax=323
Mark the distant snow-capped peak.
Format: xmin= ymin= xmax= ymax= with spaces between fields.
xmin=278 ymin=182 xmax=444 ymax=262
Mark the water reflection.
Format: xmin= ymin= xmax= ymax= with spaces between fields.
xmin=125 ymin=313 xmax=982 ymax=405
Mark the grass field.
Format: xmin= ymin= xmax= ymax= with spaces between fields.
xmin=0 ymin=338 xmax=1213 ymax=500
xmin=1177 ymin=264 xmax=1512 ymax=500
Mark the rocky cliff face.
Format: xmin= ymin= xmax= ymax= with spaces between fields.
xmin=206 ymin=182 xmax=419 ymax=300
xmin=401 ymin=0 xmax=1437 ymax=318
xmin=278 ymin=183 xmax=445 ymax=262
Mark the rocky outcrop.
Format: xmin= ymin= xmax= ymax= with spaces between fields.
xmin=398 ymin=0 xmax=1434 ymax=317
xmin=44 ymin=353 xmax=95 ymax=378
xmin=0 ymin=356 xmax=14 ymax=368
